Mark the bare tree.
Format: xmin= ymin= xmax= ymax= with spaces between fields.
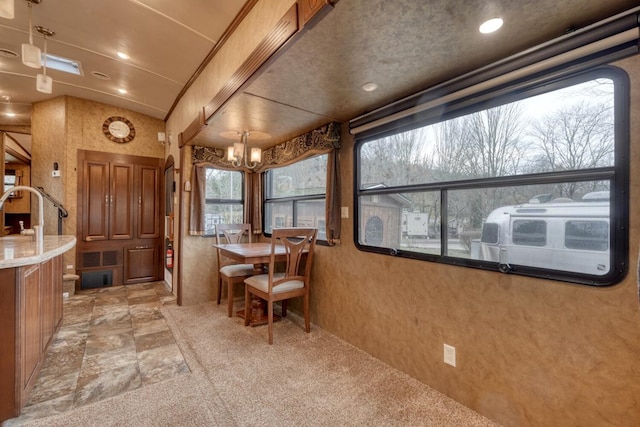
xmin=463 ymin=103 xmax=525 ymax=178
xmin=528 ymin=100 xmax=614 ymax=198
xmin=359 ymin=128 xmax=431 ymax=187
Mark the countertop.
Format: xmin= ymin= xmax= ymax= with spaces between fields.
xmin=0 ymin=235 xmax=77 ymax=269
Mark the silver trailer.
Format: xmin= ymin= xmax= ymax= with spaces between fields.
xmin=472 ymin=193 xmax=610 ymax=276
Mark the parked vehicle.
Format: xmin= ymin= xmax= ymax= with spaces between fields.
xmin=471 ymin=192 xmax=610 ymax=275
xmin=402 ymin=212 xmax=430 ymax=239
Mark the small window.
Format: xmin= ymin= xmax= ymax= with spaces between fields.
xmin=513 ymin=220 xmax=546 ymax=247
xmin=365 ymin=216 xmax=384 ymax=245
xmin=565 ymin=221 xmax=608 ymax=251
xmin=264 ymin=154 xmax=328 ymax=240
xmin=480 ymin=223 xmax=499 ymax=244
xmin=203 ymin=168 xmax=244 ymax=235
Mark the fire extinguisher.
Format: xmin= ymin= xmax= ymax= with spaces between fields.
xmin=166 ymin=243 xmax=174 ymax=268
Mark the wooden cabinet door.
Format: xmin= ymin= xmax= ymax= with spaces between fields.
xmin=40 ymin=259 xmax=54 ymax=352
xmin=52 ymin=256 xmax=63 ymax=330
xmin=82 ymin=160 xmax=109 ymax=241
xmin=110 ymin=163 xmax=134 ymax=240
xmin=18 ymin=264 xmax=41 ymax=399
xmin=124 ymin=245 xmax=159 ymax=283
xmin=137 ymin=165 xmax=160 ymax=239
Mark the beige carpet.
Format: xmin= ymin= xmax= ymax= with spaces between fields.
xmin=17 ymin=301 xmax=500 ymax=426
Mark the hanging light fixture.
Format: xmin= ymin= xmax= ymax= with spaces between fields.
xmin=35 ymin=25 xmax=53 ymax=93
xmin=0 ymin=0 xmax=15 ymax=19
xmin=21 ymin=0 xmax=41 ymax=68
xmin=227 ymin=131 xmax=262 ymax=169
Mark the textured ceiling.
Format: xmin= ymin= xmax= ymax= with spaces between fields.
xmin=197 ymin=0 xmax=640 ymax=149
xmin=2 ymin=0 xmax=639 ymax=152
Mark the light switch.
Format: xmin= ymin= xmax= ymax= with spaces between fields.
xmin=341 ymin=207 xmax=349 ymax=218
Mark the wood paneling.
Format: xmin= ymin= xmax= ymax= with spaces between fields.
xmin=0 ymin=256 xmax=64 ymax=423
xmin=77 ymin=150 xmax=162 ymax=287
xmin=0 ymin=268 xmax=17 ymax=421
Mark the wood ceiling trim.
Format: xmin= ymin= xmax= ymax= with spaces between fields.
xmin=179 ymin=1 xmax=337 ymax=148
xmin=164 ymin=0 xmax=259 ymax=121
xmin=202 ymin=5 xmax=299 ymax=121
xmin=178 ymin=107 xmax=206 ymax=148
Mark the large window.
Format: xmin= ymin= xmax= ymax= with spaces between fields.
xmin=203 ymin=168 xmax=244 ymax=235
xmin=355 ymin=67 xmax=629 ymax=286
xmin=264 ymin=154 xmax=327 ymax=240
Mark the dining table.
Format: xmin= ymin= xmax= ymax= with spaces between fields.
xmin=212 ymin=242 xmax=306 ymax=326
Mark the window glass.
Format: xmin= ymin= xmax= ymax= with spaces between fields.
xmin=513 ymin=220 xmax=547 ymax=246
xmin=356 ymin=69 xmax=628 ymax=285
xmin=203 ymin=168 xmax=244 ymax=235
xmin=565 ymin=221 xmax=608 ymax=251
xmin=264 ymin=154 xmax=328 ymax=240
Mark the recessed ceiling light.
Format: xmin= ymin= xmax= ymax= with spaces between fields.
xmin=479 ymin=18 xmax=503 ymax=34
xmin=117 ymin=51 xmax=129 ymax=60
xmin=118 ymin=88 xmax=127 ymax=94
xmin=5 ymin=113 xmax=16 ymax=117
xmin=362 ymin=82 xmax=378 ymax=92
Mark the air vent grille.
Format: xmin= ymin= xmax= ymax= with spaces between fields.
xmin=82 ymin=252 xmax=100 ymax=268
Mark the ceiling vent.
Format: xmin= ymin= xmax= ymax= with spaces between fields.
xmin=90 ymin=71 xmax=111 ymax=80
xmin=0 ymin=48 xmax=18 ymax=58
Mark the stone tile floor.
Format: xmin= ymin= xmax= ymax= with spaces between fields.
xmin=4 ymin=281 xmax=189 ymax=426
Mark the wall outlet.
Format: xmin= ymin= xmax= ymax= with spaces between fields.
xmin=444 ymin=344 xmax=456 ymax=367
xmin=341 ymin=206 xmax=349 ymax=218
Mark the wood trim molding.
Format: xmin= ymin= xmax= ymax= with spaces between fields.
xmin=178 ymin=1 xmax=337 ymax=148
xmin=178 ymin=107 xmax=206 ymax=148
xmin=164 ymin=0 xmax=259 ymax=121
xmin=203 ymin=5 xmax=299 ymax=121
xmin=298 ymin=0 xmax=337 ymax=29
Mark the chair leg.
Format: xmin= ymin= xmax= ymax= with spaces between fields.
xmin=217 ymin=277 xmax=222 ymax=305
xmin=304 ymin=294 xmax=310 ymax=333
xmin=244 ymin=286 xmax=251 ymax=327
xmin=281 ymin=300 xmax=287 ymax=317
xmin=268 ymin=300 xmax=274 ymax=345
xmin=227 ymin=280 xmax=234 ymax=317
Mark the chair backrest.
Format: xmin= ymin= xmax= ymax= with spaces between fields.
xmin=215 ymin=223 xmax=252 ymax=245
xmin=269 ymin=228 xmax=317 ymax=287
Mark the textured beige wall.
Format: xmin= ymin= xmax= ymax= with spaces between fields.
xmin=152 ymin=0 xmax=640 ymax=423
xmin=304 ymin=57 xmax=640 ymax=426
xmin=32 ymin=96 xmax=165 ymax=277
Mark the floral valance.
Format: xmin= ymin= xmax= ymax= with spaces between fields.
xmin=191 ymin=122 xmax=341 ymax=170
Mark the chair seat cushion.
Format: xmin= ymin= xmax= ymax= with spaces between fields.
xmin=245 ymin=273 xmax=304 ymax=294
xmin=220 ymin=263 xmax=254 ymax=278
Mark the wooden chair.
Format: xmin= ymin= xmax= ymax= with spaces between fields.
xmin=244 ymin=228 xmax=317 ymax=344
xmin=215 ymin=223 xmax=254 ymax=317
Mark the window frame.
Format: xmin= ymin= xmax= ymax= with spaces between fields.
xmin=202 ymin=167 xmax=245 ymax=236
xmin=263 ymin=154 xmax=329 ymax=243
xmin=354 ymin=66 xmax=629 ymax=286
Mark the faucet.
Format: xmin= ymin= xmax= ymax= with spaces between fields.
xmin=0 ymin=186 xmax=44 ymax=242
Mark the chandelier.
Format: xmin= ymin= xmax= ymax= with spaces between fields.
xmin=227 ymin=131 xmax=262 ymax=169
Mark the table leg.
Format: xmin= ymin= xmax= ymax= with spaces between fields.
xmin=236 ymin=263 xmax=280 ymax=326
